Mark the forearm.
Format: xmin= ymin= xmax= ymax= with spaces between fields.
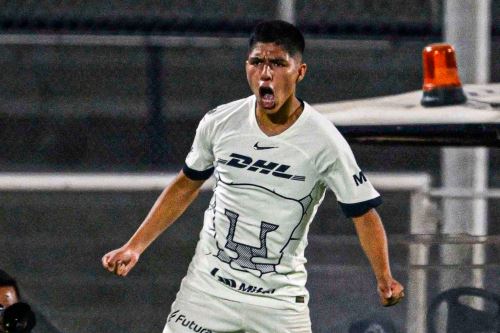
xmin=126 ymin=171 xmax=203 ymax=254
xmin=353 ymin=209 xmax=392 ymax=280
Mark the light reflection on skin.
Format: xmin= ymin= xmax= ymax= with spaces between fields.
xmin=0 ymin=285 xmax=19 ymax=308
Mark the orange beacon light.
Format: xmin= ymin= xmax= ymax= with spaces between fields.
xmin=420 ymin=43 xmax=467 ymax=107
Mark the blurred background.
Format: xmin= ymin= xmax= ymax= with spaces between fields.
xmin=0 ymin=1 xmax=499 ymax=332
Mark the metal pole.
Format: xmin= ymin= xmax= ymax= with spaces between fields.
xmin=277 ymin=0 xmax=296 ymax=24
xmin=407 ymin=242 xmax=430 ymax=333
xmin=442 ymin=0 xmax=491 ymax=237
xmin=407 ymin=189 xmax=436 ymax=333
xmin=439 ymin=1 xmax=491 ymax=327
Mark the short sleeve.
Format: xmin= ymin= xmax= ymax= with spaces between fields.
xmin=183 ymin=115 xmax=215 ymax=180
xmin=317 ymin=129 xmax=381 ymax=218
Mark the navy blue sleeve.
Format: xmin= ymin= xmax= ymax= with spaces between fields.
xmin=338 ymin=196 xmax=382 ymax=218
xmin=182 ymin=164 xmax=214 ymax=181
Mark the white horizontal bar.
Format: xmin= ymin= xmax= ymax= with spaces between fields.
xmin=315 ymin=84 xmax=500 ymax=125
xmin=428 ymin=188 xmax=500 ymax=199
xmin=367 ymin=172 xmax=431 ymax=191
xmin=0 ymin=172 xmax=430 ymax=192
xmin=0 ymin=173 xmax=210 ymax=191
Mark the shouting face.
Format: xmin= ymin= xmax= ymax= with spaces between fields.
xmin=246 ymin=42 xmax=307 ymax=115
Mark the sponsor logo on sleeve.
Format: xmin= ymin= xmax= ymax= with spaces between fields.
xmin=353 ymin=171 xmax=367 ymax=186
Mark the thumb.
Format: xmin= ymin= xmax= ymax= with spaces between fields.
xmin=379 ymin=279 xmax=405 ymax=307
xmin=382 ymin=288 xmax=392 ymax=299
xmin=102 ymin=252 xmax=114 ymax=268
xmin=379 ymin=281 xmax=393 ymax=298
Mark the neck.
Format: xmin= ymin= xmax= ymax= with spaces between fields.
xmin=255 ymin=97 xmax=304 ymax=136
xmin=256 ymin=97 xmax=302 ymax=125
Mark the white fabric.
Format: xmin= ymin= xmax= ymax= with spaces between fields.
xmin=163 ymin=283 xmax=311 ymax=333
xmin=182 ymin=95 xmax=380 ymax=308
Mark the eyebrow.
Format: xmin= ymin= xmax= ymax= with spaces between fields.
xmin=248 ymin=56 xmax=289 ymax=63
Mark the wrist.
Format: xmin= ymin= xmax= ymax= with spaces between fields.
xmin=375 ymin=270 xmax=392 ymax=282
xmin=125 ymin=240 xmax=145 ymax=255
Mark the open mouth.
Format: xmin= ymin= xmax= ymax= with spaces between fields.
xmin=259 ymin=86 xmax=275 ymax=109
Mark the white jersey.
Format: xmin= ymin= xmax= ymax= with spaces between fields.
xmin=181 ymin=95 xmax=381 ymax=309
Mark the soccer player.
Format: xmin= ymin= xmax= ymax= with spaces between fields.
xmin=102 ymin=20 xmax=404 ymax=333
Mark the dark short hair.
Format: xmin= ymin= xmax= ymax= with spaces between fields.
xmin=0 ymin=269 xmax=21 ymax=299
xmin=249 ymin=20 xmax=305 ymax=57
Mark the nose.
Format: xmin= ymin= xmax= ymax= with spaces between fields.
xmin=259 ymin=63 xmax=272 ymax=81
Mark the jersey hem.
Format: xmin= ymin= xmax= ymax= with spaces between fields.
xmin=181 ymin=273 xmax=309 ymax=310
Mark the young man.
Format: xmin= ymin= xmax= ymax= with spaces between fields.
xmin=102 ymin=20 xmax=404 ymax=332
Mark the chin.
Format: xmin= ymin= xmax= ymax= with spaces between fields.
xmin=257 ymin=99 xmax=280 ymax=112
xmin=259 ymin=105 xmax=279 ymax=113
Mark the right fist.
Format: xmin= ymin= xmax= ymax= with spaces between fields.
xmin=101 ymin=246 xmax=140 ymax=277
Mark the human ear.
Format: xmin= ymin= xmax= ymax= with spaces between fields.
xmin=296 ymin=63 xmax=307 ymax=83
